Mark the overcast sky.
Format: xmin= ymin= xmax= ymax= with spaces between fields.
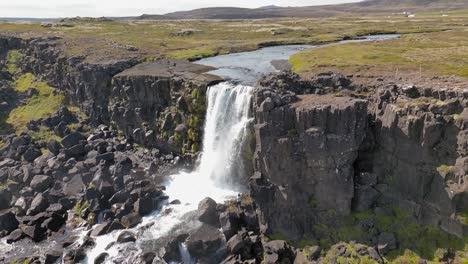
xmin=0 ymin=0 xmax=362 ymax=18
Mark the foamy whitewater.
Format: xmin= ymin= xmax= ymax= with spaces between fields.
xmin=85 ymin=82 xmax=254 ymax=263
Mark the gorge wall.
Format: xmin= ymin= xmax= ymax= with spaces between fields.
xmin=1 ymin=35 xmax=220 ymax=155
xmin=251 ymin=73 xmax=468 ymax=243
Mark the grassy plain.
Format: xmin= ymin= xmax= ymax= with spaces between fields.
xmin=0 ymin=11 xmax=467 ymax=65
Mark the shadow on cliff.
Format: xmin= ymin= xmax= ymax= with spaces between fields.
xmin=350 ymin=108 xmax=467 ymax=262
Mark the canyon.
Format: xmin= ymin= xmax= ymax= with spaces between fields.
xmin=0 ymin=30 xmax=467 ymax=264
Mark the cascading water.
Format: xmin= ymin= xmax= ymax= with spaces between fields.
xmin=85 ymin=82 xmax=254 ymax=263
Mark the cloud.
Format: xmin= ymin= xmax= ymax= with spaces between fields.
xmin=0 ymin=0 xmax=362 ymax=18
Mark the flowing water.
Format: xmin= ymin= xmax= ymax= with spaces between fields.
xmin=0 ymin=34 xmax=401 ymax=263
xmin=85 ymin=82 xmax=254 ymax=263
xmin=84 ymin=34 xmax=401 ymax=263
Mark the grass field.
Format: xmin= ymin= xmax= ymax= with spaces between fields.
xmin=1 ymin=11 xmax=467 ymax=63
xmin=290 ymin=29 xmax=468 ymax=78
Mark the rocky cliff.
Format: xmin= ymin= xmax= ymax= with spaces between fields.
xmin=251 ymin=72 xmax=467 ymax=246
xmin=0 ymin=35 xmax=220 ymax=154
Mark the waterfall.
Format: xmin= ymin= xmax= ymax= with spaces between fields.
xmin=85 ymin=82 xmax=254 ymax=263
xmin=161 ymin=82 xmax=254 ymax=210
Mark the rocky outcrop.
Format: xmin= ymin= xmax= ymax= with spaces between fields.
xmin=364 ymin=85 xmax=468 ymax=237
xmin=110 ymin=60 xmax=222 ymax=152
xmin=251 ymin=87 xmax=368 ymax=240
xmin=251 ymin=74 xmax=468 ymax=244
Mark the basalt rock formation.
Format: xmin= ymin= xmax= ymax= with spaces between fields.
xmin=251 ymin=72 xmax=467 ymax=247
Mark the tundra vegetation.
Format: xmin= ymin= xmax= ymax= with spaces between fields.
xmin=0 ymin=6 xmax=467 ymax=264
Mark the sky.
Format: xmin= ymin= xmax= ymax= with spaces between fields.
xmin=0 ymin=0 xmax=362 ymax=18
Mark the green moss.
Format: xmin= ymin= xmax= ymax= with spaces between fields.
xmin=308 ymin=197 xmax=318 ymax=208
xmin=0 ymin=179 xmax=14 ymax=190
xmin=188 ymin=128 xmax=198 ymax=142
xmin=269 ymin=233 xmax=289 ymax=241
xmin=298 ymin=238 xmax=316 ymax=249
xmin=287 ymin=128 xmax=298 ymax=137
xmin=174 ymin=132 xmax=182 ymax=143
xmin=188 ymin=115 xmax=200 ymax=128
xmin=191 ymin=142 xmax=199 ymax=153
xmin=73 ymin=200 xmax=89 ymax=216
xmin=30 ymin=126 xmax=62 ymax=143
xmin=7 ymin=73 xmax=65 ymax=133
xmin=5 ymin=50 xmax=23 ymax=74
xmin=454 ymin=114 xmax=462 ymax=120
xmin=456 ymin=212 xmax=468 ymax=225
xmin=437 ymin=165 xmax=455 ymax=174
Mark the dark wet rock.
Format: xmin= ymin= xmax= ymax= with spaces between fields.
xmin=65 ymin=144 xmax=87 ymax=158
xmin=377 ymin=232 xmax=397 ymax=254
xmin=107 ymin=220 xmax=125 ymax=233
xmin=21 ymin=224 xmax=45 ymax=242
xmin=117 ymin=230 xmax=136 ymax=243
xmin=61 ymin=132 xmax=87 ymax=148
xmin=121 ymin=212 xmax=142 ymax=228
xmin=94 ymin=252 xmax=109 ymax=264
xmin=47 ymin=139 xmax=62 ymax=155
xmin=41 ymin=213 xmax=66 ymax=232
xmin=91 ymin=222 xmax=111 ymax=237
xmin=23 ymin=147 xmax=42 ymax=162
xmin=134 ymin=197 xmax=155 ymax=216
xmin=186 ymin=224 xmax=225 ymax=262
xmin=0 ymin=210 xmax=19 ymax=234
xmin=30 ymin=175 xmax=52 ymax=192
xmin=0 ymin=188 xmax=12 ymax=210
xmin=219 ymin=210 xmax=243 ymax=241
xmin=197 ymin=197 xmax=219 ymax=226
xmin=44 ymin=250 xmax=62 ymax=264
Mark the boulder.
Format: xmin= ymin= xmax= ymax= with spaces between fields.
xmin=117 ymin=231 xmax=136 ymax=243
xmin=21 ymin=224 xmax=45 ymax=242
xmin=65 ymin=144 xmax=87 ymax=158
xmin=44 ymin=250 xmax=62 ymax=264
xmin=121 ymin=212 xmax=142 ymax=228
xmin=0 ymin=188 xmax=11 ymax=210
xmin=47 ymin=140 xmax=62 ymax=155
xmin=134 ymin=197 xmax=155 ymax=216
xmin=186 ymin=224 xmax=224 ymax=261
xmin=30 ymin=175 xmax=52 ymax=192
xmin=23 ymin=147 xmax=42 ymax=162
xmin=263 ymin=240 xmax=295 ymax=264
xmin=6 ymin=228 xmax=24 ymax=244
xmin=28 ymin=193 xmax=49 ymax=215
xmin=198 ymin=197 xmax=219 ymax=226
xmin=61 ymin=132 xmax=86 ymax=148
xmin=377 ymin=232 xmax=397 ymax=255
xmin=94 ymin=252 xmax=109 ymax=264
xmin=0 ymin=210 xmax=19 ymax=234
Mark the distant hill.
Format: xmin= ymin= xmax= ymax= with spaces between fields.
xmin=146 ymin=0 xmax=468 ymax=20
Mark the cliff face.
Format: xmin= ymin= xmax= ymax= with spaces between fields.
xmin=251 ymin=87 xmax=368 ymax=239
xmin=365 ymin=86 xmax=468 ymax=236
xmin=110 ymin=60 xmax=222 ymax=152
xmin=251 ymin=76 xmax=468 ymax=240
xmin=0 ymin=35 xmax=220 ymax=154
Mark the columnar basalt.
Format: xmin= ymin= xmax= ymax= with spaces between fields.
xmin=251 ymin=73 xmax=468 ymax=243
xmin=251 ymin=87 xmax=368 ymax=240
xmin=110 ymin=60 xmax=222 ymax=153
